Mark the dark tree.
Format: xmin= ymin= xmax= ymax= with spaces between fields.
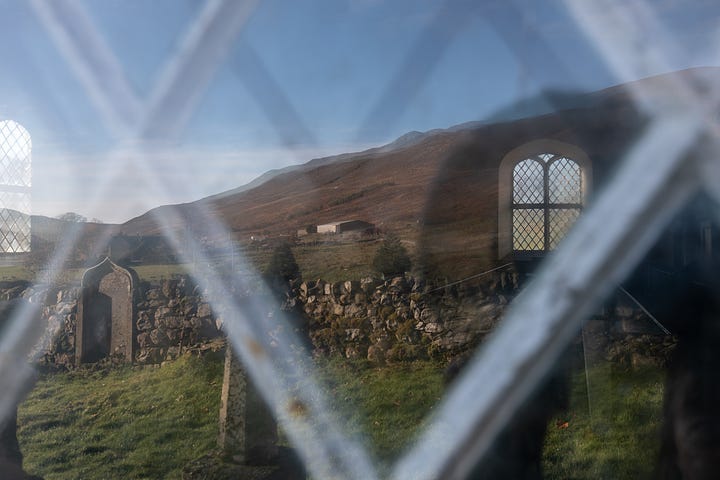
xmin=56 ymin=212 xmax=87 ymax=223
xmin=264 ymin=242 xmax=300 ymax=283
xmin=373 ymin=234 xmax=411 ymax=277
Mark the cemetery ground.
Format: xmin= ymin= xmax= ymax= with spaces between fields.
xmin=16 ymin=351 xmax=665 ymax=479
xmin=5 ymin=238 xmax=667 ymax=478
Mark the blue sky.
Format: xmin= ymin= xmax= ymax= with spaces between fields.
xmin=0 ymin=0 xmax=718 ymax=223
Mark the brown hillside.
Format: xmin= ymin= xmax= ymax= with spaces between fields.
xmin=119 ymin=67 xmax=718 ymax=278
xmin=120 ymin=131 xmax=465 ymax=238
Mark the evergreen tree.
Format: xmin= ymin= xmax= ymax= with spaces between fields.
xmin=264 ymin=242 xmax=300 ymax=283
xmin=373 ymin=234 xmax=411 ymax=277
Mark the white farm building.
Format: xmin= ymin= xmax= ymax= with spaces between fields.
xmin=316 ymin=220 xmax=374 ymax=234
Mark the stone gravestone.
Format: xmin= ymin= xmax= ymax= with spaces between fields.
xmin=76 ymin=258 xmax=137 ymax=364
xmin=218 ymin=346 xmax=278 ymax=464
xmin=184 ymin=345 xmax=304 ymax=479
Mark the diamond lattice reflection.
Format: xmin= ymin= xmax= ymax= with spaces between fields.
xmin=0 ymin=120 xmax=31 ymax=253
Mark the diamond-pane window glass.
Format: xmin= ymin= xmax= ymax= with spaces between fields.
xmin=511 ymin=153 xmax=583 ymax=252
xmin=549 ymin=157 xmax=581 ymax=203
xmin=513 ymin=209 xmax=545 ymax=250
xmin=0 ymin=120 xmax=31 ymax=253
xmin=548 ymin=208 xmax=581 ymax=249
xmin=513 ymin=159 xmax=544 ymax=204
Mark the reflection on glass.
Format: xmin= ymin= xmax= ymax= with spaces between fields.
xmin=0 ymin=120 xmax=31 ymax=253
xmin=512 ymin=154 xmax=582 ymax=252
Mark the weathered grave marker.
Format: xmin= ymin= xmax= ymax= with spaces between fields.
xmin=218 ymin=345 xmax=278 ymax=463
xmin=76 ymin=258 xmax=137 ymax=364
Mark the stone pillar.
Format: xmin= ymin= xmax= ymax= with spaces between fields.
xmin=218 ymin=346 xmax=278 ymax=464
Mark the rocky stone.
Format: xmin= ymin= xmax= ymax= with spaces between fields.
xmin=163 ymin=316 xmax=183 ymax=329
xmin=162 ymin=279 xmax=179 ymax=298
xmin=197 ymin=303 xmax=213 ymax=319
xmin=138 ymin=332 xmax=154 ymax=348
xmin=150 ymin=328 xmax=170 ymax=347
xmin=345 ymin=328 xmax=363 ymax=341
xmin=342 ymin=280 xmax=358 ymax=295
xmin=154 ymin=307 xmax=171 ymax=321
xmin=367 ymin=344 xmax=385 ymax=364
xmin=27 ymin=269 xmax=534 ymax=367
xmin=360 ymin=277 xmax=380 ymax=293
xmin=388 ymin=276 xmax=409 ymax=293
xmin=137 ymin=347 xmax=164 ymax=364
xmin=136 ymin=311 xmax=153 ymax=331
xmin=419 ymin=308 xmax=438 ymax=324
xmin=344 ymin=304 xmax=364 ymax=318
xmin=424 ymin=322 xmax=443 ymax=333
xmin=146 ymin=288 xmax=162 ymax=300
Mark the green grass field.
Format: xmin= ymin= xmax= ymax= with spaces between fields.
xmin=0 ymin=264 xmax=196 ymax=284
xmin=17 ymin=354 xmax=666 ymax=479
xmin=543 ymin=365 xmax=665 ymax=480
xmin=18 ymin=354 xmax=224 ymax=479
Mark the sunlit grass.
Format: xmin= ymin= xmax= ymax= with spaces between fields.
xmin=18 ymin=354 xmax=224 ymax=480
xmin=132 ymin=263 xmax=192 ymax=281
xmin=543 ymin=365 xmax=665 ymax=479
xmin=315 ymin=358 xmax=445 ymax=466
xmin=17 ymin=352 xmax=666 ymax=479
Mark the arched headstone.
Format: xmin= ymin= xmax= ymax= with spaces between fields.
xmin=76 ymin=258 xmax=137 ymax=364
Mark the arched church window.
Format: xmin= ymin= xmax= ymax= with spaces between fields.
xmin=498 ymin=140 xmax=591 ymax=259
xmin=512 ymin=153 xmax=583 ymax=252
xmin=0 ymin=120 xmax=32 ymax=253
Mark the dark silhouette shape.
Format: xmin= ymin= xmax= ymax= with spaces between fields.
xmin=657 ymin=260 xmax=720 ymax=480
xmin=444 ymin=351 xmax=569 ymax=479
xmin=0 ymin=299 xmax=43 ymax=480
xmin=264 ymin=242 xmax=300 ymax=287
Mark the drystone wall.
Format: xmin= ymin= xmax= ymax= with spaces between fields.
xmin=0 ymin=272 xmax=524 ymax=366
xmin=0 ymin=272 xmax=675 ymax=366
xmin=134 ymin=277 xmax=221 ymax=364
xmin=298 ymin=272 xmax=519 ymax=362
xmin=0 ymin=278 xmax=222 ymax=367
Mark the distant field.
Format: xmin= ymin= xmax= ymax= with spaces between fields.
xmin=0 ymin=263 xmax=195 ymax=284
xmin=0 ymin=227 xmax=431 ymax=286
xmin=0 ymin=265 xmax=33 ymax=282
xmin=132 ymin=263 xmax=193 ymax=281
xmin=293 ymin=241 xmax=381 ymax=282
xmin=240 ymin=236 xmax=418 ymax=282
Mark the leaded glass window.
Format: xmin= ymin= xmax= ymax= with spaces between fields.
xmin=0 ymin=120 xmax=31 ymax=253
xmin=512 ymin=153 xmax=582 ymax=252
